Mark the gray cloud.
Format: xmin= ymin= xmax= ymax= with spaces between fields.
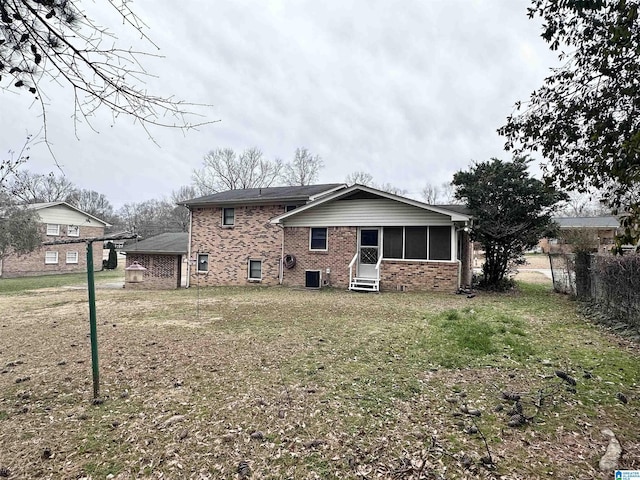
xmin=0 ymin=0 xmax=559 ymax=206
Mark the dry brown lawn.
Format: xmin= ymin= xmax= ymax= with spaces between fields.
xmin=0 ymin=281 xmax=638 ymax=479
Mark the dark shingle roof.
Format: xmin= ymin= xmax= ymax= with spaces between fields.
xmin=555 ymin=216 xmax=619 ymax=229
xmin=181 ymin=184 xmax=345 ymax=206
xmin=123 ymin=232 xmax=188 ymax=255
xmin=434 ymin=204 xmax=472 ymax=216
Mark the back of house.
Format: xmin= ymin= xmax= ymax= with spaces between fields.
xmin=182 ymin=184 xmax=472 ymax=292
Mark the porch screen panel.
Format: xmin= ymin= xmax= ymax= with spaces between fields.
xmin=429 ymin=226 xmax=451 ymax=260
xmin=383 ymin=227 xmax=403 ymax=258
xmin=405 ymin=227 xmax=427 ymax=260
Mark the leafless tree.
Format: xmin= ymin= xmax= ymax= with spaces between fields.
xmin=67 ymin=188 xmax=114 ymax=220
xmin=378 ymin=183 xmax=407 ymax=196
xmin=439 ymin=181 xmax=460 ymax=204
xmin=282 ymin=148 xmax=324 ymax=186
xmin=1 ymin=134 xmax=37 ymax=188
xmin=1 ymin=0 xmax=212 ymax=140
xmin=116 ymin=199 xmax=177 ymax=239
xmin=170 ymin=185 xmax=198 ymax=231
xmin=345 ymin=171 xmax=375 ymax=187
xmin=344 ymin=171 xmax=406 ymax=195
xmin=6 ymin=169 xmax=77 ymax=203
xmin=192 ymin=147 xmax=283 ymax=194
xmin=558 ymin=190 xmax=611 ymax=217
xmin=421 ymin=183 xmax=440 ymax=204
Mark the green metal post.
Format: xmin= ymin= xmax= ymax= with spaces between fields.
xmin=86 ymin=241 xmax=100 ymax=399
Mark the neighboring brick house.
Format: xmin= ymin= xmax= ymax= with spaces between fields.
xmin=183 ymin=184 xmax=473 ymax=292
xmin=0 ymin=202 xmax=110 ymax=278
xmin=123 ymin=232 xmax=188 ymax=289
xmin=538 ymin=216 xmax=620 ymax=254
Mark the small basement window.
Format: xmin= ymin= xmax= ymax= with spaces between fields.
xmin=197 ymin=253 xmax=209 ymax=272
xmin=45 ymin=251 xmax=59 ymax=264
xmin=46 ymin=224 xmax=60 ymax=236
xmin=66 ymin=251 xmax=79 ymax=264
xmin=305 ymin=270 xmax=321 ymax=288
xmin=248 ymin=259 xmax=262 ymax=281
xmin=222 ymin=207 xmax=235 ymax=226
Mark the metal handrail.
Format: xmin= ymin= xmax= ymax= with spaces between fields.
xmin=349 ymin=252 xmax=358 ymax=286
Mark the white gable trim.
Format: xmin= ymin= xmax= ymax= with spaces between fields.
xmin=270 ymin=184 xmax=470 ymax=224
xmin=28 ymin=202 xmax=111 ymax=227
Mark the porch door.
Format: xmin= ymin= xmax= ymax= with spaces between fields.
xmin=357 ymin=228 xmax=380 ymax=278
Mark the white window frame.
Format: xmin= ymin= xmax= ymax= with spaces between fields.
xmin=67 ymin=225 xmax=80 ymax=237
xmin=197 ymin=253 xmax=209 ymax=273
xmin=46 ymin=224 xmax=60 ymax=236
xmin=66 ymin=251 xmax=79 ymax=264
xmin=222 ymin=207 xmax=235 ymax=226
xmin=309 ymin=227 xmax=328 ymax=251
xmin=45 ymin=251 xmax=59 ymax=264
xmin=248 ymin=259 xmax=262 ymax=281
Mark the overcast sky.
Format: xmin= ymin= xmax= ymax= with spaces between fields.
xmin=1 ymin=0 xmax=559 ymax=208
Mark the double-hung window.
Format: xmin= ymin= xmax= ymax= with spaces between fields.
xmin=310 ymin=227 xmax=328 ymax=251
xmin=197 ymin=253 xmax=209 ymax=272
xmin=46 ymin=224 xmax=60 ymax=236
xmin=45 ymin=251 xmax=59 ymax=264
xmin=222 ymin=208 xmax=235 ymax=226
xmin=66 ymin=251 xmax=79 ymax=264
xmin=67 ymin=225 xmax=80 ymax=237
xmin=248 ymin=259 xmax=262 ymax=281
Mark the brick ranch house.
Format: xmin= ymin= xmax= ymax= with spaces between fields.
xmin=123 ymin=232 xmax=188 ymax=289
xmin=0 ymin=202 xmax=110 ymax=278
xmin=538 ymin=216 xmax=620 ymax=254
xmin=182 ymin=184 xmax=473 ymax=292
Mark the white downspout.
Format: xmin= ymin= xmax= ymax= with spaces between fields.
xmin=278 ymin=224 xmax=285 ymax=284
xmin=186 ymin=207 xmax=193 ymax=288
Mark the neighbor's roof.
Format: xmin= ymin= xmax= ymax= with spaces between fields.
xmin=181 ymin=184 xmax=346 ymax=206
xmin=270 ymin=184 xmax=472 ymax=224
xmin=26 ymin=201 xmax=111 ymax=227
xmin=122 ymin=232 xmax=188 ymax=255
xmin=555 ymin=216 xmax=620 ymax=229
xmin=433 ymin=204 xmax=472 ymax=216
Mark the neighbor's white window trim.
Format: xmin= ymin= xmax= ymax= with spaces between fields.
xmin=66 ymin=251 xmax=79 ymax=264
xmin=67 ymin=225 xmax=80 ymax=237
xmin=247 ymin=258 xmax=262 ymax=281
xmin=45 ymin=251 xmax=59 ymax=264
xmin=46 ymin=224 xmax=60 ymax=236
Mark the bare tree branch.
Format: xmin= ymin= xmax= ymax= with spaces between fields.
xmin=1 ymin=0 xmax=216 ymax=140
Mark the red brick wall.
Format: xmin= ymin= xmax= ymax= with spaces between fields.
xmin=281 ymin=226 xmax=460 ymax=291
xmin=189 ymin=204 xmax=283 ymax=286
xmin=125 ymin=254 xmax=180 ymax=289
xmin=282 ymin=226 xmax=358 ymax=288
xmin=1 ymin=225 xmax=105 ymax=278
xmin=379 ymin=260 xmax=459 ymax=292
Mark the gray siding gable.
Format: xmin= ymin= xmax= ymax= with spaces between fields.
xmin=281 ymin=198 xmax=456 ymax=227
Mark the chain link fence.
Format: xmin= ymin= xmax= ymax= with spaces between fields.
xmin=549 ymin=252 xmax=640 ymax=332
xmin=548 ymin=253 xmax=576 ymax=296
